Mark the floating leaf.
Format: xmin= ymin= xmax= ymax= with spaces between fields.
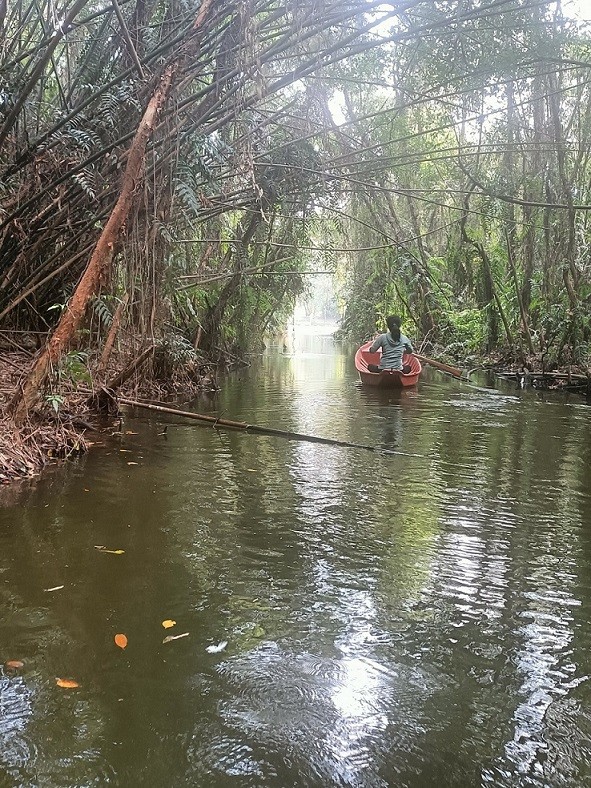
xmin=162 ymin=619 xmax=176 ymax=629
xmin=56 ymin=678 xmax=79 ymax=688
xmin=206 ymin=640 xmax=228 ymax=653
xmin=114 ymin=633 xmax=128 ymax=649
xmin=163 ymin=632 xmax=189 ymax=644
xmin=44 ymin=585 xmax=64 ymax=592
xmin=5 ymin=660 xmax=24 ymax=670
xmin=125 ymin=431 xmax=138 ymax=435
xmin=94 ymin=546 xmax=125 ymax=555
xmin=127 ymin=462 xmax=139 ymax=466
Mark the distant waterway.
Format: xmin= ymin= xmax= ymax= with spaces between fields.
xmin=2 ymin=331 xmax=591 ymax=787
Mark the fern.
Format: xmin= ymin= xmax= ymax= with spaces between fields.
xmin=92 ymin=296 xmax=113 ymax=328
xmin=98 ymin=82 xmax=140 ymax=129
xmin=71 ymin=168 xmax=96 ymax=199
xmin=62 ymin=122 xmax=101 ymax=153
xmin=174 ymin=164 xmax=202 ymax=221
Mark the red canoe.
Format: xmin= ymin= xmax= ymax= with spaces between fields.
xmin=355 ymin=341 xmax=422 ymax=388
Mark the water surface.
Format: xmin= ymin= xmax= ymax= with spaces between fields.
xmin=2 ymin=332 xmax=591 ymax=787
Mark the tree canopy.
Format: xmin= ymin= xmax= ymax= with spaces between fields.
xmin=2 ymin=0 xmax=591 ymax=411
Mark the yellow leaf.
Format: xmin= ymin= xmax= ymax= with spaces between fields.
xmin=163 ymin=632 xmax=189 ymax=644
xmin=94 ymin=546 xmax=125 ymax=554
xmin=56 ymin=678 xmax=79 ymax=688
xmin=5 ymin=660 xmax=24 ymax=670
xmin=114 ymin=633 xmax=128 ymax=649
xmin=162 ymin=619 xmax=176 ymax=629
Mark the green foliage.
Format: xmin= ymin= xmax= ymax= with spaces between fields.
xmin=44 ymin=393 xmax=65 ymax=413
xmin=92 ymin=296 xmax=114 ymax=329
xmin=153 ymin=334 xmax=198 ymax=380
xmin=57 ymin=351 xmax=92 ymax=387
xmin=447 ymin=308 xmax=486 ymax=354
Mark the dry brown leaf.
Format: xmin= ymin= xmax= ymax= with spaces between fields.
xmin=56 ymin=678 xmax=79 ymax=688
xmin=163 ymin=632 xmax=189 ymax=644
xmin=5 ymin=660 xmax=24 ymax=670
xmin=114 ymin=633 xmax=128 ymax=649
xmin=162 ymin=619 xmax=176 ymax=629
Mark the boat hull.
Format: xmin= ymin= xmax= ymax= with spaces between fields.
xmin=354 ymin=341 xmax=421 ymax=388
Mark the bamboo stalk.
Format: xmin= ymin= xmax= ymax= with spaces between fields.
xmin=97 ymin=293 xmax=129 ymax=378
xmin=118 ymin=397 xmax=419 ymax=456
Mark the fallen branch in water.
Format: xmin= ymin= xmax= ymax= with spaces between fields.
xmin=118 ymin=397 xmax=421 ymax=457
xmin=87 ymin=345 xmax=155 ymax=412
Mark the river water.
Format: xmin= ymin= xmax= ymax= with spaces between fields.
xmin=2 ymin=331 xmax=591 ymax=787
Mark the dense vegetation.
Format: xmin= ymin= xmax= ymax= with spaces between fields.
xmin=1 ymin=0 xmax=591 ymax=418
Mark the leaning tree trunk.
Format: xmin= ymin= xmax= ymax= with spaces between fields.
xmin=11 ymin=0 xmax=213 ymax=423
xmin=11 ymin=64 xmax=175 ymax=423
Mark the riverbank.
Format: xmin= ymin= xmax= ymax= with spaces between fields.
xmin=0 ymin=349 xmax=219 ymax=484
xmin=2 ymin=343 xmax=589 ymax=485
xmin=473 ymin=352 xmax=590 ymax=397
xmin=0 ymin=352 xmax=91 ymax=483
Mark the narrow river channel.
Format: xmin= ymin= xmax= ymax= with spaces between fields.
xmin=2 ymin=330 xmax=591 ymax=787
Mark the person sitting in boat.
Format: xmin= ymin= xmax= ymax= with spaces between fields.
xmin=367 ymin=315 xmax=413 ymax=373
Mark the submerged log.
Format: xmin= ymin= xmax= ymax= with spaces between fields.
xmin=118 ymin=397 xmax=419 ymax=457
xmin=501 ymin=370 xmax=590 ymax=385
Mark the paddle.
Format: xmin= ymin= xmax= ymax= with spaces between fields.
xmin=415 ymin=354 xmax=466 ymax=380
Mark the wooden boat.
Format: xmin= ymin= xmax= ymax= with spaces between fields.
xmin=355 ymin=341 xmax=422 ymax=388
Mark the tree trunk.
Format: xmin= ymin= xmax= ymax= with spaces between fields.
xmin=11 ymin=64 xmax=176 ymax=423
xmin=10 ymin=0 xmax=214 ymax=423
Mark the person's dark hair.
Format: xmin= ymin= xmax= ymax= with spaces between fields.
xmin=386 ymin=315 xmax=401 ymax=339
xmin=389 ymin=315 xmax=402 ymax=328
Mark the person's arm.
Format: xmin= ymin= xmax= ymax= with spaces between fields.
xmin=369 ymin=334 xmax=383 ymax=353
xmin=401 ymin=333 xmax=413 ymax=353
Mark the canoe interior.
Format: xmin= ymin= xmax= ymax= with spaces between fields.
xmin=354 ymin=342 xmax=422 ymax=388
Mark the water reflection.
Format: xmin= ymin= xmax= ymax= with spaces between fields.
xmin=2 ymin=332 xmax=591 ymax=785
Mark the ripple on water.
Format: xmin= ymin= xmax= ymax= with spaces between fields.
xmin=0 ymin=671 xmax=36 ymax=782
xmin=4 ymin=340 xmax=591 ymax=786
xmin=0 ymin=670 xmax=120 ymax=787
xmin=194 ymin=641 xmax=444 ymax=785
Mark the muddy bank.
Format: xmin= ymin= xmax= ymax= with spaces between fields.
xmin=0 ymin=348 xmax=220 ymax=484
xmin=0 ymin=352 xmax=91 ymax=483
